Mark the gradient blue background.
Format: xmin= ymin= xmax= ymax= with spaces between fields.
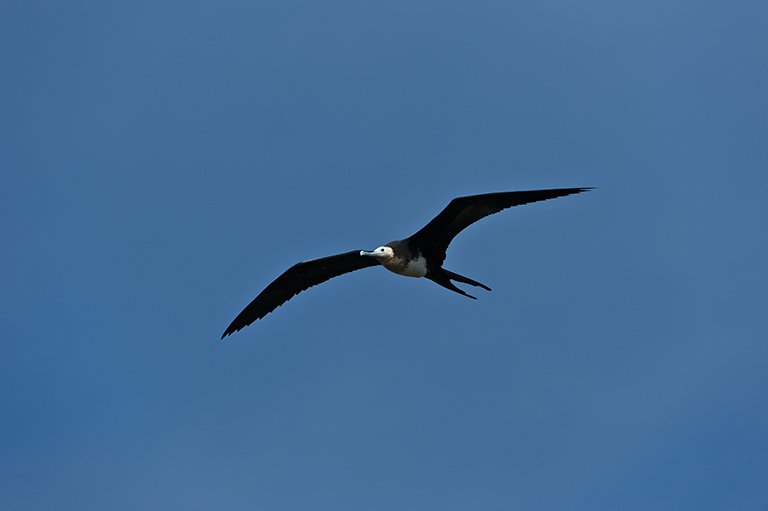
xmin=2 ymin=1 xmax=767 ymax=509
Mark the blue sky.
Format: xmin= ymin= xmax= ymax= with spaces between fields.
xmin=2 ymin=1 xmax=767 ymax=509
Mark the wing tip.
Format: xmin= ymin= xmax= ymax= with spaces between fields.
xmin=558 ymin=186 xmax=595 ymax=197
xmin=221 ymin=317 xmax=254 ymax=339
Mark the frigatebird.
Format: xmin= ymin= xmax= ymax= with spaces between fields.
xmin=222 ymin=187 xmax=591 ymax=338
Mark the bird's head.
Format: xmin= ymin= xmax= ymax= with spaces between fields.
xmin=360 ymin=245 xmax=394 ymax=261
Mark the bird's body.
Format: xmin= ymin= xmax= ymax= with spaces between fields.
xmin=362 ymin=241 xmax=427 ymax=277
xmin=222 ymin=188 xmax=591 ymax=338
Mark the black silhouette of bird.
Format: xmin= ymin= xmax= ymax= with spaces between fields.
xmin=222 ymin=187 xmax=591 ymax=338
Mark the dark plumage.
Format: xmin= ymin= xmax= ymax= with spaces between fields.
xmin=222 ymin=187 xmax=591 ymax=338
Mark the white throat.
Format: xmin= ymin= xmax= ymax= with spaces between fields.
xmin=360 ymin=246 xmax=427 ymax=278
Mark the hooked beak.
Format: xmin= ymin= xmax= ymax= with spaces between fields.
xmin=360 ymin=250 xmax=376 ymax=257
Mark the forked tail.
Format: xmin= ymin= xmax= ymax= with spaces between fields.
xmin=426 ymin=268 xmax=491 ymax=299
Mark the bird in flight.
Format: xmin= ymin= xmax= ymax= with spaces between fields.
xmin=222 ymin=187 xmax=591 ymax=338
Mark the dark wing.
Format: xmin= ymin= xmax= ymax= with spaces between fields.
xmin=407 ymin=188 xmax=592 ymax=264
xmin=222 ymin=251 xmax=380 ymax=338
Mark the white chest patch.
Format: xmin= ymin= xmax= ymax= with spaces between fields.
xmin=399 ymin=255 xmax=428 ymax=278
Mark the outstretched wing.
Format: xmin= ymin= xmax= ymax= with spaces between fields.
xmin=222 ymin=251 xmax=380 ymax=338
xmin=408 ymin=188 xmax=592 ymax=264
